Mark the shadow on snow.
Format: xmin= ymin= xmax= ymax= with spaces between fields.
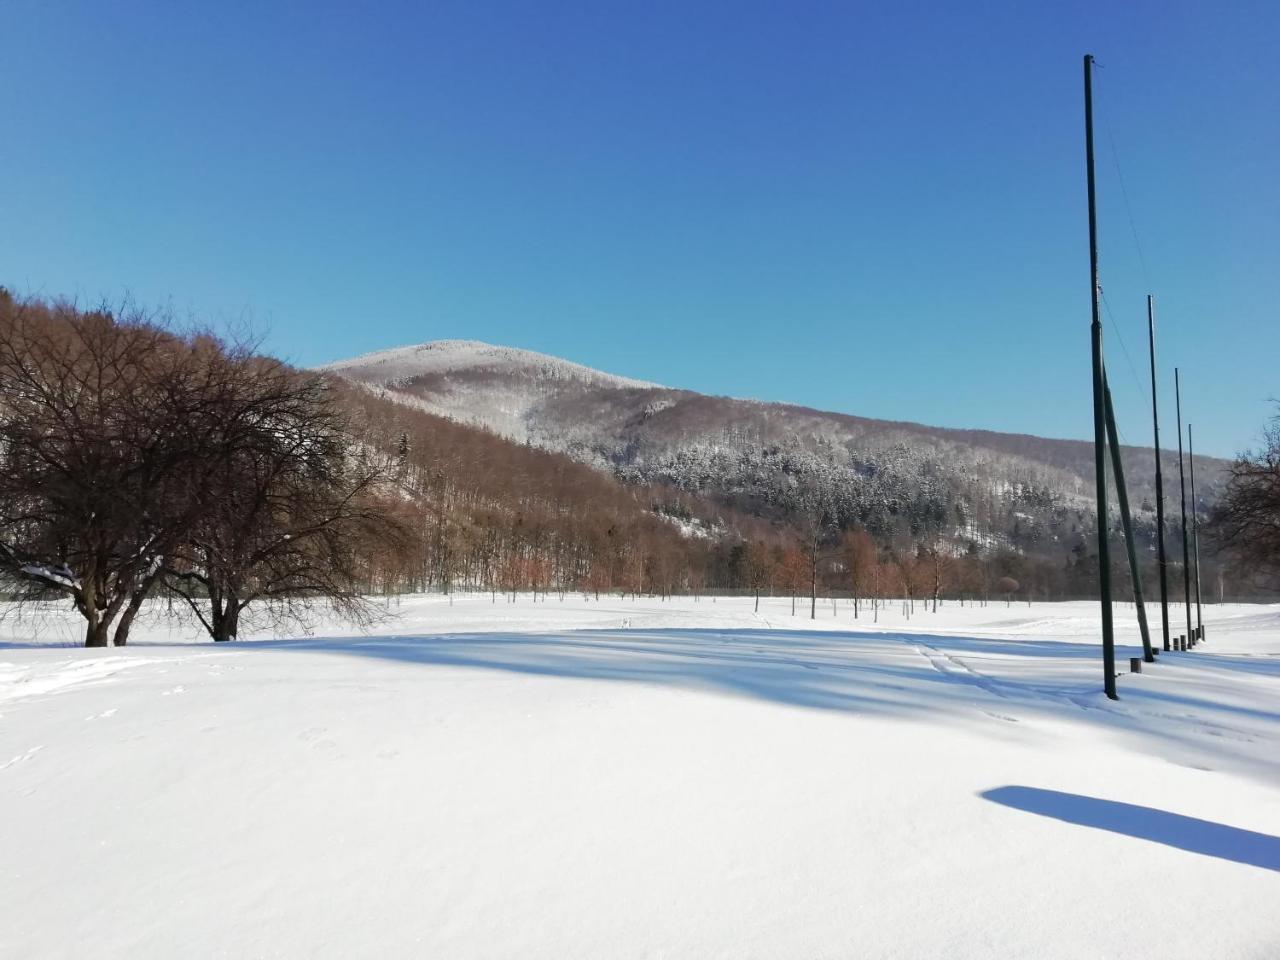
xmin=272 ymin=627 xmax=1158 ymax=716
xmin=981 ymin=785 xmax=1280 ymax=873
xmin=273 ymin=627 xmax=1280 ymax=783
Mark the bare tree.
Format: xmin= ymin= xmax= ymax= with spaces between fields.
xmin=795 ymin=485 xmax=835 ymax=620
xmin=1210 ymin=410 xmax=1280 ymax=586
xmin=778 ymin=547 xmax=808 ymax=616
xmin=0 ymin=294 xmax=408 ymax=645
xmin=0 ymin=295 xmax=231 ymax=646
xmin=744 ymin=540 xmax=775 ymax=613
xmin=996 ymin=576 xmax=1020 ymax=607
xmin=163 ymin=360 xmax=404 ymax=641
xmin=841 ymin=527 xmax=876 ymax=619
xmin=894 ymin=549 xmax=931 ymax=616
xmin=919 ymin=540 xmax=952 ymax=613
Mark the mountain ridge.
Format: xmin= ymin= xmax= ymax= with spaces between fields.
xmin=321 ymin=338 xmax=1227 ymax=567
xmin=322 ymin=338 xmax=1200 ymax=458
xmin=319 ymin=339 xmax=663 ymax=391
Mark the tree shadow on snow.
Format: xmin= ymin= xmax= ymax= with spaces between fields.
xmin=275 ymin=627 xmax=1139 ymax=721
xmin=200 ymin=626 xmax=1280 ymax=782
xmin=981 ymin=786 xmax=1280 ymax=873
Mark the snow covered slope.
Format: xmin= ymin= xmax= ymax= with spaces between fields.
xmin=320 ymin=339 xmax=661 ymax=392
xmin=2 ymin=598 xmax=1278 ymax=958
xmin=321 ymin=339 xmax=665 ymax=441
xmin=320 ymin=340 xmax=1230 ymax=559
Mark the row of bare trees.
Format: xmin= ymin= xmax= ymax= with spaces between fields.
xmin=735 ymin=533 xmax=1019 ymax=619
xmin=0 ymin=292 xmax=402 ymax=645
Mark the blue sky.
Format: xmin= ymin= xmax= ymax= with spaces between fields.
xmin=2 ymin=1 xmax=1275 ymax=457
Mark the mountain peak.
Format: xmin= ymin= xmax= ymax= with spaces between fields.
xmin=320 ymin=339 xmax=663 ymax=391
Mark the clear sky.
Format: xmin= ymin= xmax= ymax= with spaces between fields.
xmin=2 ymin=1 xmax=1275 ymax=457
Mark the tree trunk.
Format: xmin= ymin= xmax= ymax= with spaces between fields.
xmin=809 ymin=543 xmax=818 ymax=620
xmin=210 ymin=590 xmax=241 ymax=641
xmin=113 ymin=602 xmax=140 ymax=647
xmin=932 ymin=555 xmax=940 ymax=613
xmin=84 ymin=617 xmax=110 ymax=648
xmin=78 ymin=581 xmax=110 ymax=647
xmin=114 ymin=573 xmax=160 ymax=646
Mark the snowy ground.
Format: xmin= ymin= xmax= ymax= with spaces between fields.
xmin=2 ymin=595 xmax=1278 ymax=959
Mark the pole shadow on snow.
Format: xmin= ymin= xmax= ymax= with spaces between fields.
xmin=981 ymin=786 xmax=1280 ymax=873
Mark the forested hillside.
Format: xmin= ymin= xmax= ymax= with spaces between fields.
xmin=327 ymin=339 xmax=1246 ymax=601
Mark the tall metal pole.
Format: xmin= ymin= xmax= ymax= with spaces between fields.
xmin=1175 ymin=369 xmax=1193 ymax=647
xmin=1104 ymin=376 xmax=1154 ymax=661
xmin=1148 ymin=296 xmax=1170 ymax=651
xmin=1084 ymin=54 xmax=1117 ymax=698
xmin=1188 ymin=424 xmax=1204 ymax=640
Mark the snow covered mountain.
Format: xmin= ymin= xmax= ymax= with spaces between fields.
xmin=322 ymin=339 xmax=1226 ymax=558
xmin=319 ymin=340 xmax=661 ymax=440
xmin=320 ymin=339 xmax=660 ymax=392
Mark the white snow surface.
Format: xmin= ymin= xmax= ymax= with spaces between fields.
xmin=318 ymin=338 xmax=662 ymax=390
xmin=2 ymin=596 xmax=1278 ymax=959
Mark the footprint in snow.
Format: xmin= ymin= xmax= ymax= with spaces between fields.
xmin=160 ymin=686 xmax=185 ymax=696
xmin=298 ymin=727 xmax=336 ymax=750
xmin=1 ymin=745 xmax=43 ymax=771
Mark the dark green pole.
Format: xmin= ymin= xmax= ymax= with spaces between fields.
xmin=1188 ymin=424 xmax=1204 ymax=640
xmin=1104 ymin=376 xmax=1154 ymax=661
xmin=1084 ymin=54 xmax=1117 ymax=698
xmin=1147 ymin=296 xmax=1170 ymax=651
xmin=1175 ymin=369 xmax=1193 ymax=647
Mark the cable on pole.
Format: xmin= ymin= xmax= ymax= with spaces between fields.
xmin=1092 ymin=67 xmax=1153 ymax=291
xmin=1099 ymin=287 xmax=1146 ymax=407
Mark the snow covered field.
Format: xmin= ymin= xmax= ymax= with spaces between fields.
xmin=2 ymin=595 xmax=1278 ymax=958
